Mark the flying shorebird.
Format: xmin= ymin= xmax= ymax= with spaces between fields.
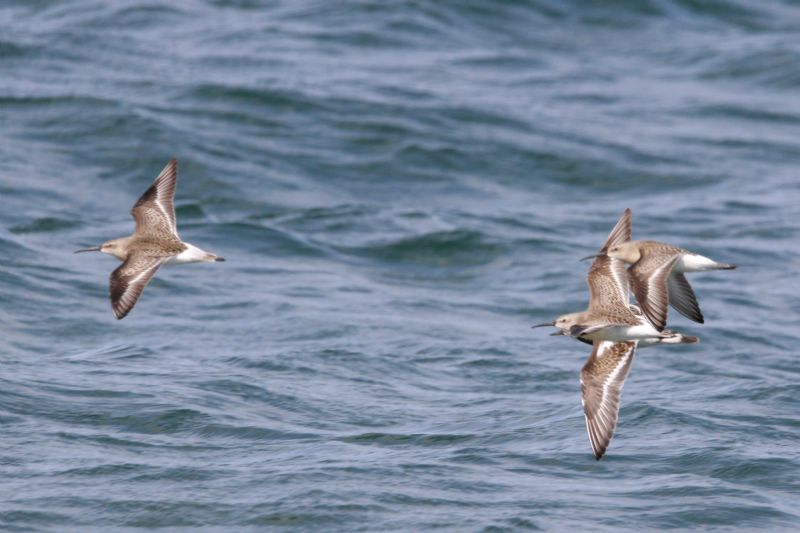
xmin=76 ymin=159 xmax=224 ymax=319
xmin=532 ymin=208 xmax=697 ymax=459
xmin=532 ymin=209 xmax=689 ymax=344
xmin=586 ymin=227 xmax=736 ymax=333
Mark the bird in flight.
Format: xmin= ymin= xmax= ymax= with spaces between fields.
xmin=76 ymin=159 xmax=224 ymax=319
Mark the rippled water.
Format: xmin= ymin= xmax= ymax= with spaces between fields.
xmin=2 ymin=1 xmax=800 ymax=530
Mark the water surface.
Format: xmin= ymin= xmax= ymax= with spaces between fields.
xmin=1 ymin=1 xmax=800 ymax=530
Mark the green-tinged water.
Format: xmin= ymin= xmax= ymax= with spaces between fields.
xmin=1 ymin=1 xmax=799 ymax=530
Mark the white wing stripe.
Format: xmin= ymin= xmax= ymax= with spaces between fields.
xmin=581 ymin=341 xmax=637 ymax=459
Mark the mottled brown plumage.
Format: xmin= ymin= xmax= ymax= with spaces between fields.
xmin=532 ymin=208 xmax=702 ymax=460
xmin=76 ymin=159 xmax=224 ymax=319
xmin=537 ymin=209 xmax=667 ymax=339
xmin=586 ymin=255 xmax=641 ymax=327
xmin=581 ymin=340 xmax=637 ymax=460
xmin=132 ymin=160 xmax=180 ymax=241
xmin=628 ymin=251 xmax=680 ymax=332
xmin=578 ymin=208 xmax=642 ymax=330
xmin=109 ymin=254 xmax=170 ymax=319
xmin=667 ymin=272 xmax=702 ymax=326
xmin=607 ymin=239 xmax=736 ymax=329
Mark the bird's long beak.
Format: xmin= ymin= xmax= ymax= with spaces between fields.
xmin=74 ymin=246 xmax=102 ymax=253
xmin=579 ymin=252 xmax=606 ymax=261
xmin=531 ymin=321 xmax=555 ymax=329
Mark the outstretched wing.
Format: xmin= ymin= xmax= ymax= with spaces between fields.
xmin=629 ymin=254 xmax=680 ymax=332
xmin=667 ymin=272 xmax=704 ymax=324
xmin=587 ymin=255 xmax=631 ymax=314
xmin=131 ymin=158 xmax=179 ymax=240
xmin=580 ymin=340 xmax=637 ymax=460
xmin=601 ymin=208 xmax=632 ymax=252
xmin=587 ymin=209 xmax=633 ymax=314
xmin=109 ymin=253 xmax=169 ymax=319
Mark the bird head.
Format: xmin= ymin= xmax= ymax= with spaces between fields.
xmin=532 ymin=312 xmax=583 ymax=336
xmin=605 ymin=242 xmax=641 ymax=264
xmin=75 ymin=239 xmax=127 ymax=260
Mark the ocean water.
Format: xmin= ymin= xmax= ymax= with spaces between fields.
xmin=2 ymin=0 xmax=800 ymax=530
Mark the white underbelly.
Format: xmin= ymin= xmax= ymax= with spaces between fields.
xmin=582 ymin=322 xmax=662 ymax=342
xmin=165 ymin=243 xmax=209 ymax=265
xmin=674 ymin=253 xmax=719 ymax=272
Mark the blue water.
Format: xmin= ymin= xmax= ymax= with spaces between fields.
xmin=2 ymin=1 xmax=800 ymax=530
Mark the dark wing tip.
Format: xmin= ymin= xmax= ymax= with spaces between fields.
xmin=111 ymin=293 xmax=133 ymax=319
xmin=111 ymin=290 xmax=133 ymax=320
xmin=587 ymin=420 xmax=610 ymax=460
xmin=667 ymin=272 xmax=704 ymax=324
xmin=634 ymin=287 xmax=667 ymax=332
xmin=600 ymin=208 xmax=633 ymax=252
xmin=108 ymin=256 xmax=165 ymax=321
xmin=581 ymin=341 xmax=636 ymax=461
xmin=163 ymin=158 xmax=178 ymax=179
xmin=157 ymin=157 xmax=177 ymax=177
xmin=649 ymin=309 xmax=668 ymax=332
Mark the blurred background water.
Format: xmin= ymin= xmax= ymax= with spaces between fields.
xmin=1 ymin=0 xmax=800 ymax=530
